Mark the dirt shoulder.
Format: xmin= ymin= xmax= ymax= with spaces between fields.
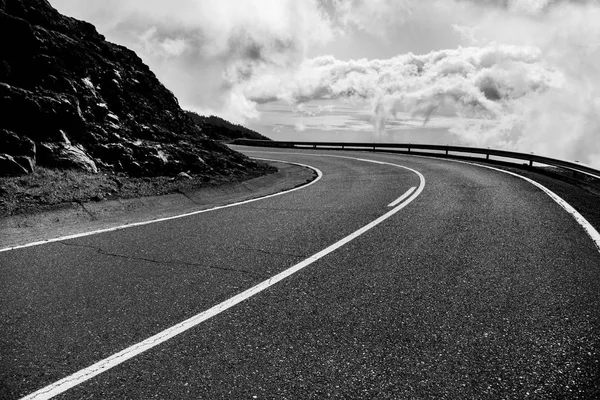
xmin=0 ymin=161 xmax=317 ymax=249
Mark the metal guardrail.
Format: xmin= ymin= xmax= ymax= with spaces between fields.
xmin=232 ymin=139 xmax=600 ymax=180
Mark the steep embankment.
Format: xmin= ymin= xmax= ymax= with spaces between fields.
xmin=0 ymin=0 xmax=265 ymax=178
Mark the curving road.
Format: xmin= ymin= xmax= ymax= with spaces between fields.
xmin=1 ymin=148 xmax=599 ymax=399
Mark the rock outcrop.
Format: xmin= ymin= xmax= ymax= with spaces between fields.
xmin=0 ymin=0 xmax=263 ymax=177
xmin=0 ymin=154 xmax=28 ymax=176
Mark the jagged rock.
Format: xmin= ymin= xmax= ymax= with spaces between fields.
xmin=176 ymin=172 xmax=192 ymax=180
xmin=0 ymin=128 xmax=36 ymax=158
xmin=0 ymin=82 xmax=85 ymax=143
xmin=0 ymin=0 xmax=267 ymax=177
xmin=37 ymin=142 xmax=98 ymax=173
xmin=14 ymin=156 xmax=35 ymax=173
xmin=95 ymin=143 xmax=133 ymax=169
xmin=0 ymin=153 xmax=28 ymax=176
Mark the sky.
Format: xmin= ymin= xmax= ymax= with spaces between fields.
xmin=48 ymin=0 xmax=600 ymax=167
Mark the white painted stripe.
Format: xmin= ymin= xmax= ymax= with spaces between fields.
xmin=249 ymin=149 xmax=600 ymax=253
xmin=0 ymin=159 xmax=322 ymax=253
xmin=386 ymin=152 xmax=600 ymax=254
xmin=20 ymin=156 xmax=425 ymax=400
xmin=388 ymin=187 xmax=416 ymax=207
xmin=446 ymin=159 xmax=600 ymax=253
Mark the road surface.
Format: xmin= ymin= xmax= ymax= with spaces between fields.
xmin=1 ymin=148 xmax=599 ymax=399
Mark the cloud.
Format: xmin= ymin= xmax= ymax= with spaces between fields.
xmin=50 ymin=0 xmax=334 ymax=123
xmin=49 ymin=0 xmax=600 ymax=166
xmin=295 ymin=103 xmax=335 ymax=116
xmin=330 ymin=0 xmax=413 ymax=36
xmin=243 ymin=1 xmax=600 ymax=166
xmin=243 ymin=44 xmax=559 ymax=123
xmin=448 ymin=0 xmax=600 ymax=165
xmin=294 ymin=121 xmax=307 ymax=132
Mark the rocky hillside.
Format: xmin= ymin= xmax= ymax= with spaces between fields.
xmin=0 ymin=0 xmax=262 ymax=178
xmin=185 ymin=111 xmax=270 ymax=142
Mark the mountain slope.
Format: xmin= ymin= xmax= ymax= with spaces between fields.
xmin=185 ymin=111 xmax=270 ymax=142
xmin=0 ymin=0 xmax=262 ymax=177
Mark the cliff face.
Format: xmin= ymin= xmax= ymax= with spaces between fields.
xmin=0 ymin=0 xmax=257 ymax=177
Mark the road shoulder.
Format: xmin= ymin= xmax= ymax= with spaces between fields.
xmin=0 ymin=161 xmax=316 ymax=249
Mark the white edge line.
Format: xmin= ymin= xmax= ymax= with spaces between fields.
xmin=21 ymin=155 xmax=425 ymax=400
xmin=388 ymin=187 xmax=416 ymax=207
xmin=0 ymin=159 xmax=322 ymax=254
xmin=401 ymin=153 xmax=600 ymax=253
xmin=251 ymin=150 xmax=600 ymax=253
xmin=453 ymin=159 xmax=600 ymax=252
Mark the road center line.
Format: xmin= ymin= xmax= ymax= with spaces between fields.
xmin=251 ymin=149 xmax=600 ymax=253
xmin=388 ymin=186 xmax=416 ymax=207
xmin=21 ymin=155 xmax=425 ymax=400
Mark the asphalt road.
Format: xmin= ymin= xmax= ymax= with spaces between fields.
xmin=1 ymin=149 xmax=599 ymax=399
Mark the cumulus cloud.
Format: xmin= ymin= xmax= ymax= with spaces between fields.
xmin=50 ymin=0 xmax=334 ymax=123
xmin=448 ymin=0 xmax=600 ymax=165
xmin=247 ymin=1 xmax=600 ymax=166
xmin=243 ymin=45 xmax=560 ymax=127
xmin=49 ymin=0 xmax=600 ymax=166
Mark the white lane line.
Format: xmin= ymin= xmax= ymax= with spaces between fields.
xmin=373 ymin=151 xmax=600 ymax=254
xmin=249 ymin=149 xmax=600 ymax=253
xmin=244 ymin=151 xmax=420 ymax=208
xmin=20 ymin=156 xmax=425 ymax=400
xmin=0 ymin=159 xmax=322 ymax=254
xmin=444 ymin=158 xmax=600 ymax=253
xmin=388 ymin=187 xmax=416 ymax=207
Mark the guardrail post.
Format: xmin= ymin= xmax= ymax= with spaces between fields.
xmin=313 ymin=144 xmax=316 ymax=149
xmin=529 ymin=152 xmax=534 ymax=167
xmin=486 ymin=147 xmax=490 ymax=160
xmin=408 ymin=146 xmax=411 ymax=153
xmin=445 ymin=146 xmax=448 ymax=156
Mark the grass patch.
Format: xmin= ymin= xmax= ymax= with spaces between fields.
xmin=0 ymin=164 xmax=275 ymax=218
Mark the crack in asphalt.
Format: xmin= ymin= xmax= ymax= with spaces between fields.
xmin=175 ymin=189 xmax=201 ymax=205
xmin=75 ymin=200 xmax=98 ymax=221
xmin=57 ymin=241 xmax=264 ymax=278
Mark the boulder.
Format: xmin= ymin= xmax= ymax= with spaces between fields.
xmin=37 ymin=142 xmax=98 ymax=173
xmin=176 ymin=172 xmax=192 ymax=180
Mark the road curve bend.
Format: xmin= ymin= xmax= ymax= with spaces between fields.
xmin=1 ymin=148 xmax=598 ymax=399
